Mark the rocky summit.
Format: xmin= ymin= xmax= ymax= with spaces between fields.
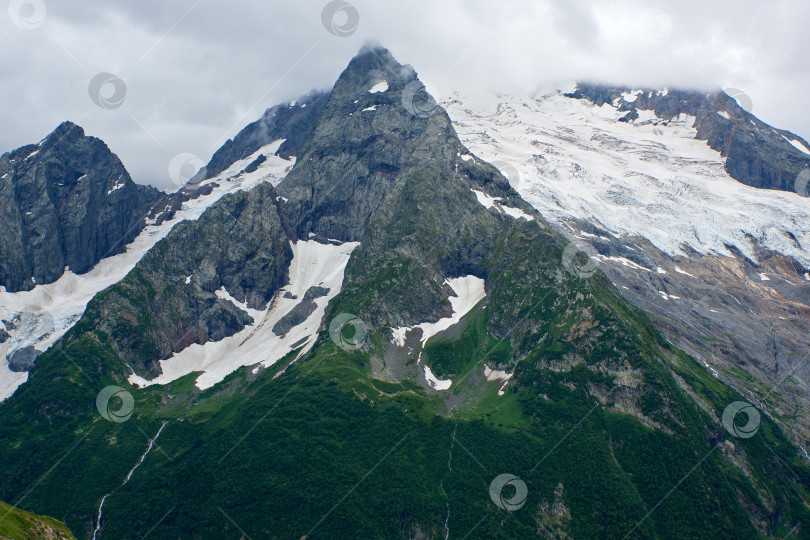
xmin=1 ymin=46 xmax=809 ymax=540
xmin=0 ymin=122 xmax=160 ymax=292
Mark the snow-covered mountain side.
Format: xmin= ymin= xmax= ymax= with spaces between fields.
xmin=568 ymin=84 xmax=810 ymax=192
xmin=444 ymin=87 xmax=810 ymax=445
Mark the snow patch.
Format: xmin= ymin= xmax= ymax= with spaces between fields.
xmin=674 ymin=265 xmax=697 ymax=278
xmin=106 ymin=178 xmax=126 ymax=195
xmin=391 ymin=276 xmax=486 ymax=349
xmin=717 ymin=111 xmax=731 ymax=120
xmin=390 ymin=276 xmax=487 ymax=392
xmin=701 ymin=360 xmax=719 ymax=377
xmin=391 ymin=327 xmax=408 ymax=348
xmin=783 ymin=135 xmax=810 ymax=155
xmin=128 ymin=240 xmax=359 ymax=391
xmin=424 ymin=363 xmax=452 ymax=390
xmin=471 ymin=189 xmax=533 ymax=220
xmin=597 ymin=255 xmax=651 ymax=272
xmin=471 ymin=189 xmax=499 ymax=209
xmin=484 ymin=365 xmax=513 ymax=396
xmin=215 ymin=287 xmax=264 ymax=321
xmin=499 ymin=205 xmax=533 ymax=220
xmin=369 ymin=81 xmax=389 ymax=93
xmin=362 ymin=105 xmax=377 ymax=112
xmin=622 ymin=90 xmax=642 ymax=103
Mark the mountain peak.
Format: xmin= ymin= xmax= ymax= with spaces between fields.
xmin=0 ymin=123 xmax=160 ymax=291
xmin=356 ymin=40 xmax=389 ymax=57
xmin=49 ymin=120 xmax=84 ymax=139
xmin=337 ymin=45 xmax=417 ymax=94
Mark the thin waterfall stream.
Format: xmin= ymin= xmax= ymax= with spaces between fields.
xmin=92 ymin=420 xmax=168 ymax=540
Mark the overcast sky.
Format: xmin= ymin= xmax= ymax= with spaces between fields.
xmin=2 ymin=0 xmax=808 ymax=190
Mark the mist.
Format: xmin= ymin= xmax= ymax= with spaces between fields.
xmin=1 ymin=0 xmax=807 ymax=189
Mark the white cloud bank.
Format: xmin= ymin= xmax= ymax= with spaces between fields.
xmin=0 ymin=0 xmax=807 ymax=189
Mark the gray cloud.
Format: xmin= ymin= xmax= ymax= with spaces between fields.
xmin=1 ymin=0 xmax=808 ymax=189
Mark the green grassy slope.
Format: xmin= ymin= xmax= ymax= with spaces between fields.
xmin=1 ymin=218 xmax=808 ymax=538
xmin=0 ymin=500 xmax=76 ymax=540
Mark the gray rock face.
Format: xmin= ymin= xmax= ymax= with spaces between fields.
xmin=84 ymin=182 xmax=292 ymax=376
xmin=568 ymin=84 xmax=810 ymax=192
xmin=555 ymin=212 xmax=810 ymax=447
xmin=0 ymin=122 xmax=161 ymax=292
xmin=7 ymin=346 xmax=39 ymax=372
xmin=203 ymin=90 xmax=330 ymax=179
xmin=272 ymin=286 xmax=330 ymax=336
xmin=273 ymin=45 xmax=538 ymax=330
xmin=53 ymin=45 xmax=539 ymax=379
xmin=276 ymin=46 xmax=531 ymax=245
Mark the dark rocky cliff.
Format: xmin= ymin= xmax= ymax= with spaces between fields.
xmin=202 ymin=90 xmax=330 ymax=180
xmin=0 ymin=122 xmax=161 ymax=292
